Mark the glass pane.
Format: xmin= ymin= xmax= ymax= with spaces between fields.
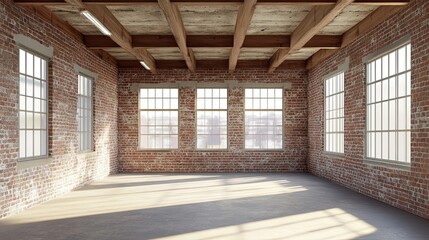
xmin=26 ymin=130 xmax=33 ymax=157
xmin=26 ymin=52 xmax=33 ymax=77
xmin=19 ymin=130 xmax=26 ymax=158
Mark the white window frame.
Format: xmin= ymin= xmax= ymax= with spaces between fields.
xmin=364 ymin=38 xmax=411 ymax=165
xmin=77 ymin=74 xmax=94 ymax=152
xmin=18 ymin=48 xmax=49 ymax=160
xmin=324 ymin=72 xmax=345 ymax=154
xmin=244 ymin=88 xmax=284 ymax=150
xmin=138 ymin=88 xmax=179 ymax=150
xmin=196 ymin=88 xmax=228 ymax=150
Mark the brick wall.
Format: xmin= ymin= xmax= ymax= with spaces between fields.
xmin=118 ymin=68 xmax=308 ymax=172
xmin=0 ymin=0 xmax=118 ymax=219
xmin=308 ymin=0 xmax=429 ymax=219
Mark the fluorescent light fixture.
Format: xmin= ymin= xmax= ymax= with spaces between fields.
xmin=140 ymin=61 xmax=151 ymax=70
xmin=80 ymin=10 xmax=112 ymax=36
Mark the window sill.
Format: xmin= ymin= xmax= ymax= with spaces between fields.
xmin=17 ymin=157 xmax=53 ymax=170
xmin=322 ymin=152 xmax=345 ymax=159
xmin=244 ymin=149 xmax=284 ymax=152
xmin=364 ymin=158 xmax=411 ymax=171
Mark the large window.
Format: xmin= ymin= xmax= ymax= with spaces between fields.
xmin=325 ymin=72 xmax=344 ymax=154
xmin=244 ymin=88 xmax=283 ymax=150
xmin=139 ymin=88 xmax=179 ymax=149
xmin=77 ymin=75 xmax=93 ymax=152
xmin=196 ymin=88 xmax=228 ymax=149
xmin=19 ymin=49 xmax=48 ymax=159
xmin=366 ymin=43 xmax=411 ymax=163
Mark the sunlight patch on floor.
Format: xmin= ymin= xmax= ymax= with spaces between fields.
xmin=2 ymin=175 xmax=306 ymax=224
xmin=153 ymin=208 xmax=377 ymax=240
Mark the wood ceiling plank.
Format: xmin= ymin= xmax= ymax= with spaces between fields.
xmin=158 ymin=0 xmax=196 ymax=71
xmin=268 ymin=0 xmax=354 ymax=73
xmin=229 ymin=0 xmax=257 ymax=72
xmin=14 ymin=0 xmax=410 ymax=6
xmin=306 ymin=5 xmax=404 ymax=69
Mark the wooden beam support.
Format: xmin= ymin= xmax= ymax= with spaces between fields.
xmin=14 ymin=0 xmax=410 ymax=6
xmin=67 ymin=2 xmax=157 ymax=73
xmin=84 ymin=34 xmax=342 ymax=49
xmin=306 ymin=5 xmax=404 ymax=69
xmin=118 ymin=59 xmax=306 ymax=69
xmin=158 ymin=0 xmax=196 ymax=72
xmin=229 ymin=0 xmax=257 ymax=72
xmin=268 ymin=0 xmax=354 ymax=73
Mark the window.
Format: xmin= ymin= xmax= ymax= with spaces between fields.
xmin=325 ymin=72 xmax=344 ymax=154
xmin=77 ymin=75 xmax=93 ymax=152
xmin=139 ymin=88 xmax=179 ymax=149
xmin=244 ymin=88 xmax=283 ymax=150
xmin=196 ymin=88 xmax=228 ymax=149
xmin=366 ymin=43 xmax=411 ymax=163
xmin=19 ymin=49 xmax=48 ymax=159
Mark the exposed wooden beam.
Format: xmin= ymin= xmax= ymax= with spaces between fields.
xmin=14 ymin=0 xmax=410 ymax=6
xmin=75 ymin=3 xmax=157 ymax=73
xmin=84 ymin=34 xmax=342 ymax=49
xmin=118 ymin=59 xmax=306 ymax=69
xmin=158 ymin=0 xmax=196 ymax=72
xmin=306 ymin=5 xmax=404 ymax=69
xmin=24 ymin=6 xmax=83 ymax=43
xmin=305 ymin=49 xmax=336 ymax=69
xmin=268 ymin=0 xmax=354 ymax=73
xmin=90 ymin=49 xmax=118 ymax=65
xmin=229 ymin=0 xmax=257 ymax=72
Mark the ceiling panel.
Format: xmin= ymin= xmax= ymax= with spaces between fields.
xmin=247 ymin=5 xmax=311 ymax=35
xmin=239 ymin=48 xmax=277 ymax=60
xmin=192 ymin=48 xmax=231 ymax=60
xmin=147 ymin=48 xmax=183 ymax=60
xmin=102 ymin=48 xmax=135 ymax=60
xmin=319 ymin=5 xmax=378 ymax=35
xmin=286 ymin=48 xmax=320 ymax=60
xmin=178 ymin=6 xmax=240 ymax=35
xmin=47 ymin=6 xmax=100 ymax=35
xmin=107 ymin=5 xmax=172 ymax=35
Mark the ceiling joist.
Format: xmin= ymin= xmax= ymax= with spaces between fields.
xmin=306 ymin=5 xmax=404 ymax=69
xmin=118 ymin=59 xmax=306 ymax=69
xmin=62 ymin=0 xmax=157 ymax=73
xmin=268 ymin=0 xmax=354 ymax=73
xmin=229 ymin=0 xmax=257 ymax=72
xmin=158 ymin=0 xmax=196 ymax=71
xmin=84 ymin=35 xmax=342 ymax=49
xmin=14 ymin=0 xmax=410 ymax=6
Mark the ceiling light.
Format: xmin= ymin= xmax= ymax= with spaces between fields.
xmin=80 ymin=10 xmax=112 ymax=36
xmin=140 ymin=61 xmax=151 ymax=70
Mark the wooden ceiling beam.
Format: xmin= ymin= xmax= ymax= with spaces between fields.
xmin=59 ymin=0 xmax=157 ymax=73
xmin=229 ymin=0 xmax=257 ymax=72
xmin=306 ymin=5 xmax=404 ymax=69
xmin=84 ymin=34 xmax=342 ymax=49
xmin=118 ymin=59 xmax=306 ymax=69
xmin=14 ymin=0 xmax=410 ymax=6
xmin=268 ymin=0 xmax=354 ymax=73
xmin=158 ymin=0 xmax=196 ymax=72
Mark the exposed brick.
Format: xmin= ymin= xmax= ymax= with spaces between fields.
xmin=308 ymin=0 xmax=429 ymax=220
xmin=0 ymin=0 xmax=118 ymax=219
xmin=117 ymin=69 xmax=309 ymax=173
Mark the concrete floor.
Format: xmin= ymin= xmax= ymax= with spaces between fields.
xmin=0 ymin=174 xmax=428 ymax=240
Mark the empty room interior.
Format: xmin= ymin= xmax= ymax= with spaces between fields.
xmin=0 ymin=0 xmax=428 ymax=239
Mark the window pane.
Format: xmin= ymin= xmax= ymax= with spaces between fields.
xmin=196 ymin=88 xmax=228 ymax=149
xmin=324 ymin=73 xmax=344 ymax=153
xmin=139 ymin=88 xmax=179 ymax=149
xmin=365 ymin=43 xmax=411 ymax=163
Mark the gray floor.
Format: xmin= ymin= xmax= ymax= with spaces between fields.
xmin=0 ymin=173 xmax=428 ymax=240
